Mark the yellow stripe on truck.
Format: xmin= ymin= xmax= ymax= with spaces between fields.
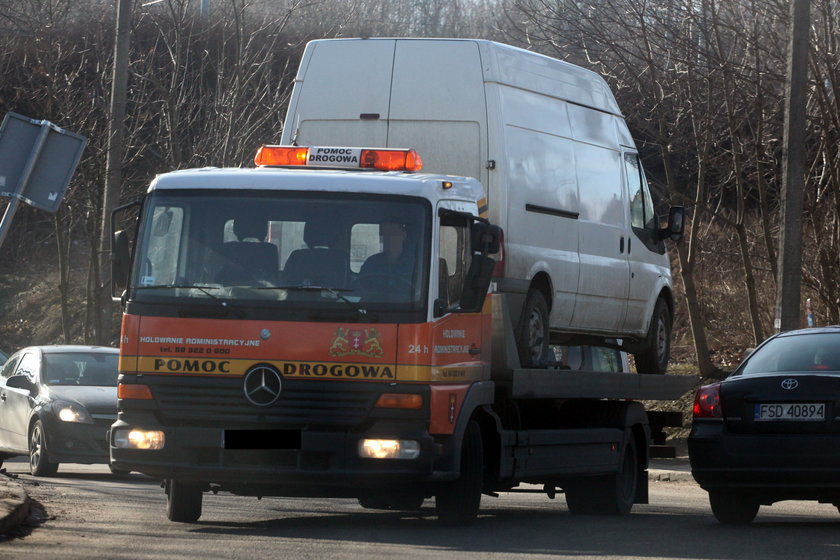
xmin=126 ymin=356 xmax=485 ymax=383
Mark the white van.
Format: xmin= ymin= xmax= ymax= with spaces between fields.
xmin=280 ymin=38 xmax=683 ymax=373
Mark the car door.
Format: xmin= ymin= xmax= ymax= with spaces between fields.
xmin=0 ymin=354 xmax=22 ymax=451
xmin=0 ymin=351 xmax=40 ymax=453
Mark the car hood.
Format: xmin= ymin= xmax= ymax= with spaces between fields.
xmin=47 ymin=386 xmax=118 ymax=414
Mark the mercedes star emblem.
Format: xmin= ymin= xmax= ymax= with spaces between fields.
xmin=781 ymin=378 xmax=799 ymax=390
xmin=243 ymin=365 xmax=282 ymax=406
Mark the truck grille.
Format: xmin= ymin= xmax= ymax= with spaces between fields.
xmin=148 ymin=376 xmax=378 ymax=427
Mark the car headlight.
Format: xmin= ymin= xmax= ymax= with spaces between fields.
xmin=52 ymin=401 xmax=93 ymax=424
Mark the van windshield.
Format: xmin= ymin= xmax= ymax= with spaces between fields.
xmin=130 ymin=189 xmax=430 ymax=319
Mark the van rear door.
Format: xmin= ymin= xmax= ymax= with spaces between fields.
xmin=282 ymin=39 xmax=394 ymax=147
xmin=389 ymin=40 xmax=487 ymax=184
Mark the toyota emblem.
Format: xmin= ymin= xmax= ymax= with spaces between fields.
xmin=781 ymin=378 xmax=799 ymax=390
xmin=243 ymin=365 xmax=283 ymax=406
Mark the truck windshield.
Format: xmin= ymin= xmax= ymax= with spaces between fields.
xmin=130 ymin=189 xmax=430 ymax=319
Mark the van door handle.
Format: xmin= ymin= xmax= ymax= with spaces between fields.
xmin=627 ymin=237 xmax=631 ymax=254
xmin=619 ymin=236 xmax=624 ymax=253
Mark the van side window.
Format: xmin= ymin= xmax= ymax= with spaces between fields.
xmin=438 ymin=223 xmax=469 ymax=307
xmin=625 ymin=154 xmax=656 ymax=231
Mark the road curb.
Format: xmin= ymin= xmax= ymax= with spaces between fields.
xmin=0 ymin=474 xmax=30 ymax=538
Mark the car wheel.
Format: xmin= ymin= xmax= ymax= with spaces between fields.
xmin=516 ymin=289 xmax=550 ymax=368
xmin=29 ymin=419 xmax=59 ymax=476
xmin=708 ymin=490 xmax=759 ymax=524
xmin=633 ymin=298 xmax=671 ymax=374
xmin=565 ymin=436 xmax=637 ymax=515
xmin=435 ymin=420 xmax=483 ymax=526
xmin=166 ymin=479 xmax=203 ymax=523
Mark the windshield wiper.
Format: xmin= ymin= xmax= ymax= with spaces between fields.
xmin=135 ymin=284 xmax=227 ymax=305
xmin=271 ymin=285 xmax=371 ymax=321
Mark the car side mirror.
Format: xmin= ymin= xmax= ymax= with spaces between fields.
xmin=659 ymin=206 xmax=684 ymax=242
xmin=5 ymin=375 xmax=35 ymax=392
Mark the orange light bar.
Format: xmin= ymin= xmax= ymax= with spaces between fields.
xmin=118 ymin=383 xmax=153 ymax=400
xmin=254 ymin=145 xmax=423 ymax=172
xmin=360 ymin=149 xmax=423 ymax=172
xmin=254 ymin=145 xmax=309 ymax=166
xmin=375 ymin=393 xmax=423 ymax=410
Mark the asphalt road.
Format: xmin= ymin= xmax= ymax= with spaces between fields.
xmin=4 ymin=459 xmax=840 ymax=559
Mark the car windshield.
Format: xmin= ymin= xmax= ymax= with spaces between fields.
xmin=736 ymin=333 xmax=840 ymax=376
xmin=43 ymin=352 xmax=119 ymax=387
xmin=130 ymin=189 xmax=430 ymax=317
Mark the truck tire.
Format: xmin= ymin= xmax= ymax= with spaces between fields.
xmin=633 ymin=298 xmax=671 ymax=375
xmin=435 ymin=420 xmax=483 ymax=525
xmin=564 ymin=437 xmax=637 ymax=515
xmin=516 ymin=289 xmax=549 ymax=368
xmin=708 ymin=490 xmax=759 ymax=524
xmin=166 ymin=479 xmax=203 ymax=523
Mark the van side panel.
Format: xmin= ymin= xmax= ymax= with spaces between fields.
xmin=389 ymin=40 xmax=487 ymax=185
xmin=496 ymin=84 xmax=579 ymax=327
xmin=282 ymin=40 xmax=396 ymax=147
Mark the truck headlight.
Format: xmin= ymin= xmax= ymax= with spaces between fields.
xmin=359 ymin=438 xmax=420 ymax=460
xmin=113 ymin=428 xmax=165 ymax=450
xmin=53 ymin=402 xmax=93 ymax=424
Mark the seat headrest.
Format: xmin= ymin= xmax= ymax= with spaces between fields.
xmin=233 ymin=218 xmax=268 ymax=241
xmin=304 ymin=220 xmax=340 ymax=248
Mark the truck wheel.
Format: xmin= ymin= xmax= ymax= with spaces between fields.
xmin=633 ymin=298 xmax=671 ymax=374
xmin=435 ymin=420 xmax=483 ymax=525
xmin=166 ymin=479 xmax=203 ymax=523
xmin=565 ymin=437 xmax=637 ymax=515
xmin=708 ymin=490 xmax=759 ymax=524
xmin=29 ymin=420 xmax=59 ymax=476
xmin=516 ymin=289 xmax=549 ymax=368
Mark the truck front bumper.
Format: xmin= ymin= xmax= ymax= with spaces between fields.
xmin=110 ymin=419 xmax=454 ymax=495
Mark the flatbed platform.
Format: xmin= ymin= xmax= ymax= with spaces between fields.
xmin=510 ymin=369 xmax=698 ymax=400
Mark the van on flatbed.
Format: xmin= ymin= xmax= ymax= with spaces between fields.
xmin=281 ymin=38 xmax=684 ymax=373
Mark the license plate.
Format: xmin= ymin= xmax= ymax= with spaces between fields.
xmin=754 ymin=403 xmax=825 ymax=421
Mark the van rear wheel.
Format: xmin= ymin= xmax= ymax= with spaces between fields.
xmin=516 ymin=289 xmax=549 ymax=368
xmin=633 ymin=298 xmax=671 ymax=375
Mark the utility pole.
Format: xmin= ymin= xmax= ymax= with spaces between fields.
xmin=98 ymin=0 xmax=132 ymax=344
xmin=775 ymin=0 xmax=810 ymax=333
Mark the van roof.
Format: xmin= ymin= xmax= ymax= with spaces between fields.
xmin=302 ymin=38 xmax=622 ymax=117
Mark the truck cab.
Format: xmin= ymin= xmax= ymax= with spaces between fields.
xmin=110 ymin=145 xmax=501 ymax=523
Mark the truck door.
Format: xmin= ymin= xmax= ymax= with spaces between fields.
xmin=621 ymin=152 xmax=667 ymax=334
xmin=282 ymin=39 xmax=395 ymax=147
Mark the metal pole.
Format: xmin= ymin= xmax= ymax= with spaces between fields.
xmin=774 ymin=0 xmax=810 ymax=333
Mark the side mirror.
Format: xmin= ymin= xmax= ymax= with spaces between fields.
xmin=660 ymin=206 xmax=685 ymax=242
xmin=112 ymin=229 xmax=131 ymax=299
xmin=471 ymin=222 xmax=501 ymax=254
xmin=5 ymin=375 xmax=35 ymax=392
